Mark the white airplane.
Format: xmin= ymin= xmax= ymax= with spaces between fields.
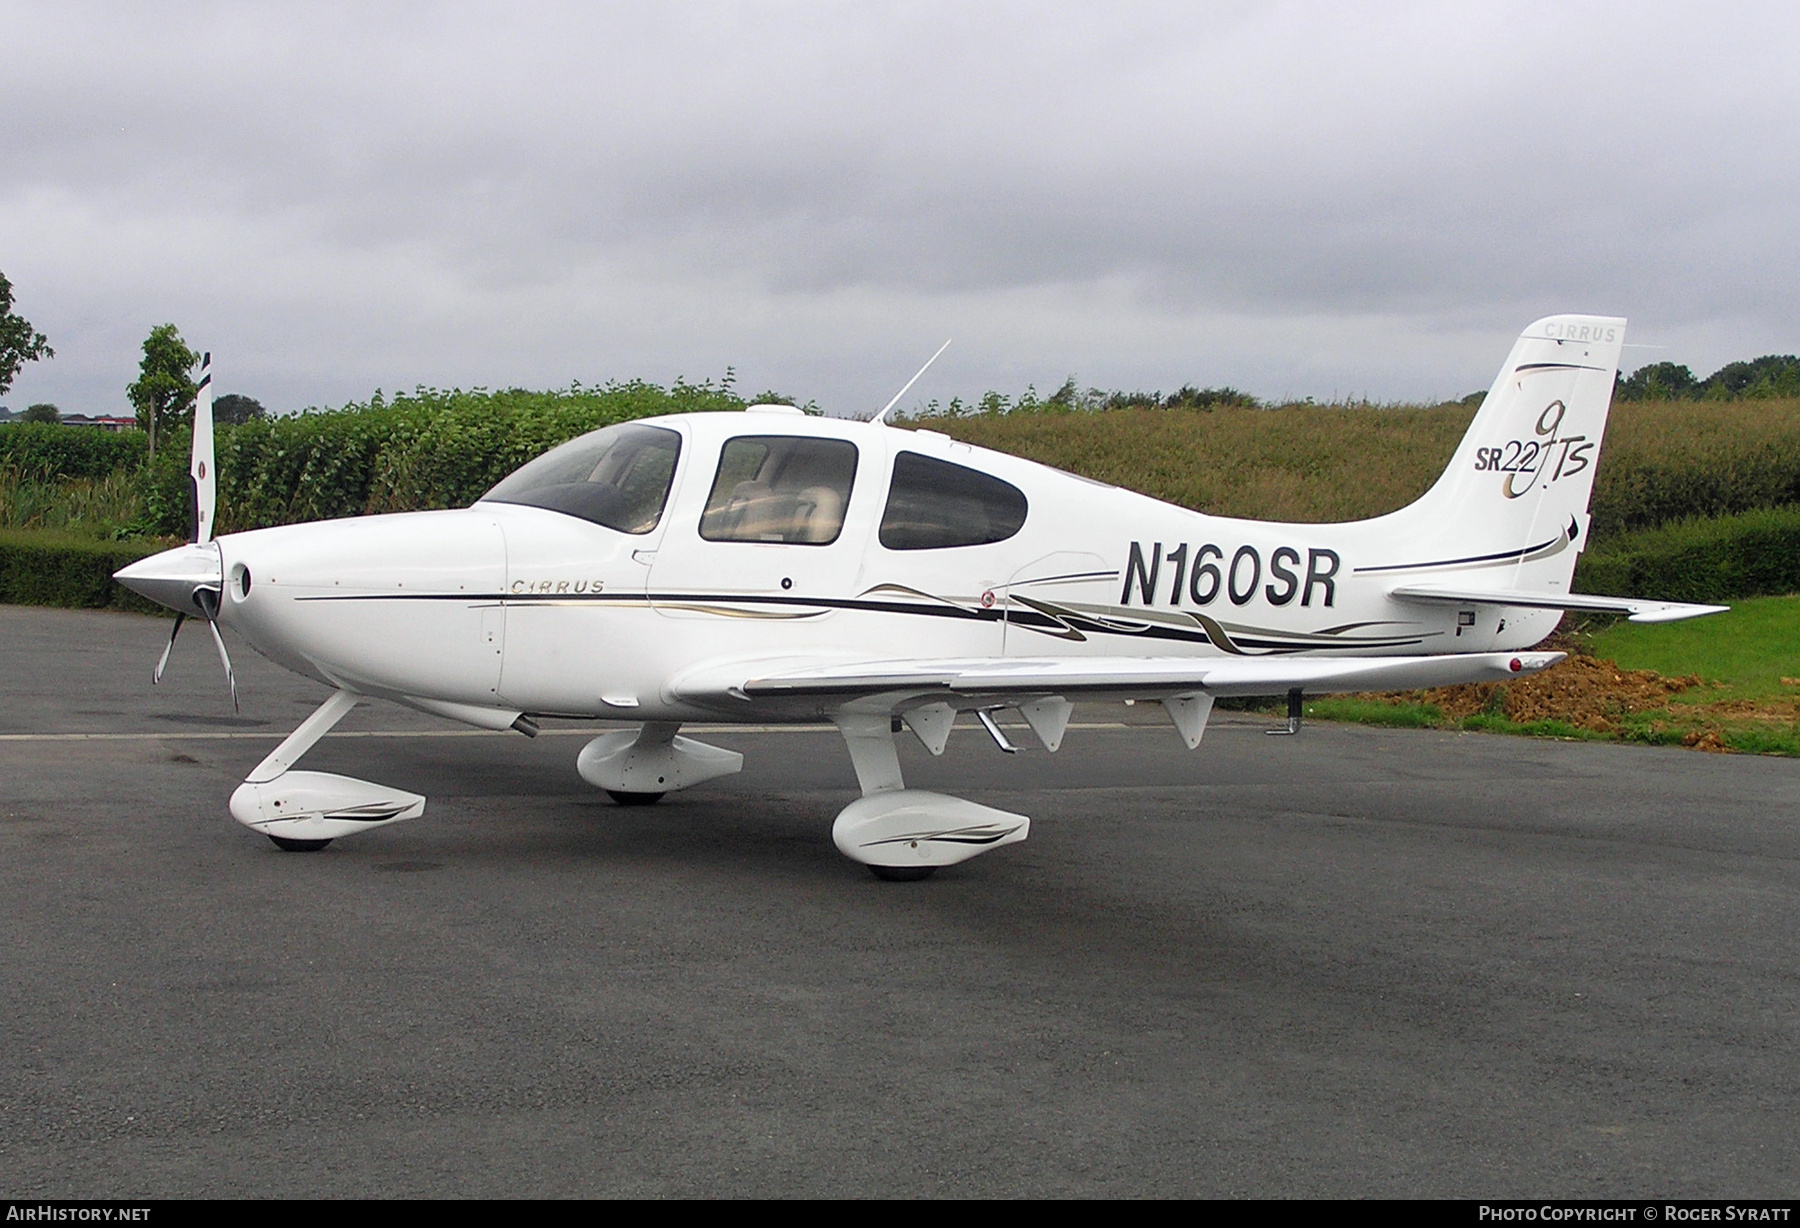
xmin=116 ymin=316 xmax=1724 ymax=879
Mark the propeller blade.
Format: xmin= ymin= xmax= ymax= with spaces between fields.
xmin=205 ymin=618 xmax=239 ymax=713
xmin=191 ymin=351 xmax=215 ymax=544
xmin=153 ymin=612 xmax=188 ymax=685
xmin=146 ymin=585 xmax=237 ymax=709
xmin=140 ymin=352 xmax=232 ymax=709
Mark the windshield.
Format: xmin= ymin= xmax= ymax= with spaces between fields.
xmin=480 ymin=423 xmax=681 ymax=534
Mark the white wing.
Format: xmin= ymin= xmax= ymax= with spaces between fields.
xmin=670 ymin=650 xmax=1563 ymax=712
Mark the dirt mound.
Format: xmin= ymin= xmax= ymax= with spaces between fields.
xmin=1681 ymin=729 xmax=1730 ymax=752
xmin=1342 ymin=629 xmax=1796 ymax=754
xmin=1370 ymin=639 xmax=1702 ymax=735
xmin=1428 ymin=655 xmax=1700 ymax=732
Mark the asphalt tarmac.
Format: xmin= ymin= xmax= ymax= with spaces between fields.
xmin=3 ymin=603 xmax=1798 ymax=1198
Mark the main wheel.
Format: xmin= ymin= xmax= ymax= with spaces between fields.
xmin=268 ymin=835 xmax=332 ymax=852
xmin=868 ymin=864 xmax=937 ymax=882
xmin=606 ymin=790 xmax=665 ymax=806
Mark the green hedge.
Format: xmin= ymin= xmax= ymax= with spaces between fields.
xmin=1586 ymin=428 xmax=1800 ymax=539
xmin=13 ymin=389 xmax=1800 ymax=550
xmin=140 ymin=380 xmax=743 ymax=536
xmin=0 ymin=421 xmax=147 ymax=480
xmin=0 ymin=530 xmax=170 ymax=613
xmin=930 ymin=395 xmax=1800 ymax=544
xmin=1574 ymin=505 xmax=1800 ymax=603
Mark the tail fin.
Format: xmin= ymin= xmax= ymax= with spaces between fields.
xmin=1378 ymin=314 xmax=1625 ymax=593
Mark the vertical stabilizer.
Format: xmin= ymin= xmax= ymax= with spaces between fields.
xmin=1378 ymin=315 xmax=1625 ymax=594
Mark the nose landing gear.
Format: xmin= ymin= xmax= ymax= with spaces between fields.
xmin=229 ymin=689 xmax=426 ymax=852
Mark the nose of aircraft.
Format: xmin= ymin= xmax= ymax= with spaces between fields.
xmin=114 ymin=542 xmax=224 ymax=616
xmin=195 ymin=509 xmax=512 ymax=702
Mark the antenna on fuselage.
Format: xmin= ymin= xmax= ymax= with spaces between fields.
xmin=870 ymin=338 xmax=952 ymax=425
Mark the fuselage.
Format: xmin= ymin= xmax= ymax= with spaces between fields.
xmin=210 ymin=407 xmax=1557 ymax=723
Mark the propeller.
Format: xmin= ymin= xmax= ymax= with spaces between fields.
xmin=147 ymin=351 xmax=238 ymax=711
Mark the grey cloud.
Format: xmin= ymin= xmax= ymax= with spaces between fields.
xmin=3 ymin=2 xmax=1797 ymax=417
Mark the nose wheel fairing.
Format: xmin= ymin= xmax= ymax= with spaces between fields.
xmin=228 ymin=689 xmax=425 ymax=850
xmin=231 ymin=771 xmax=425 ymax=843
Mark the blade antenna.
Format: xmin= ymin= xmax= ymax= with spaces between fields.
xmin=871 ymin=338 xmax=952 ymax=425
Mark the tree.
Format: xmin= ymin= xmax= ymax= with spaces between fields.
xmin=213 ymin=392 xmax=267 ymax=425
xmin=0 ymin=270 xmax=54 ymax=397
xmin=1700 ymin=355 xmax=1800 ymax=400
xmin=126 ymin=324 xmax=198 ymax=459
xmin=1618 ymin=361 xmax=1699 ymax=402
xmin=21 ymin=402 xmax=60 ymax=423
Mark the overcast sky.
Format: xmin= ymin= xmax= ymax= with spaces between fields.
xmin=4 ymin=1 xmax=1797 ymax=417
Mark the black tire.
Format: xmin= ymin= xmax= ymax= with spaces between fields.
xmin=269 ymin=835 xmax=332 ymax=852
xmin=606 ymin=790 xmax=666 ymax=806
xmin=868 ymin=864 xmax=937 ymax=882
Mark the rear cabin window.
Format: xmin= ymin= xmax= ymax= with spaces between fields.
xmin=698 ymin=436 xmax=859 ymax=545
xmin=480 ymin=423 xmax=680 ymax=534
xmin=879 ymin=451 xmax=1028 ymax=550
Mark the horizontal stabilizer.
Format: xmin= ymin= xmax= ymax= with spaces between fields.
xmin=1388 ymin=584 xmax=1728 ymax=624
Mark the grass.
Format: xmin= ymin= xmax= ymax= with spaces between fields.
xmin=1300 ymin=696 xmax=1446 ymax=728
xmin=1457 ymin=714 xmax=1614 ymax=742
xmin=1584 ymin=594 xmax=1800 ymax=702
xmin=0 ymin=465 xmax=147 ymax=539
xmin=1581 ymin=595 xmax=1800 ymax=756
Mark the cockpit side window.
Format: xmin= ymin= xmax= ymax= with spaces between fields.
xmin=699 ymin=436 xmax=859 ymax=545
xmin=879 ymin=451 xmax=1028 ymax=550
xmin=480 ymin=423 xmax=681 ymax=534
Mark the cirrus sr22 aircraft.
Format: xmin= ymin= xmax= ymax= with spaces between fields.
xmin=116 ymin=315 xmax=1723 ymax=879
